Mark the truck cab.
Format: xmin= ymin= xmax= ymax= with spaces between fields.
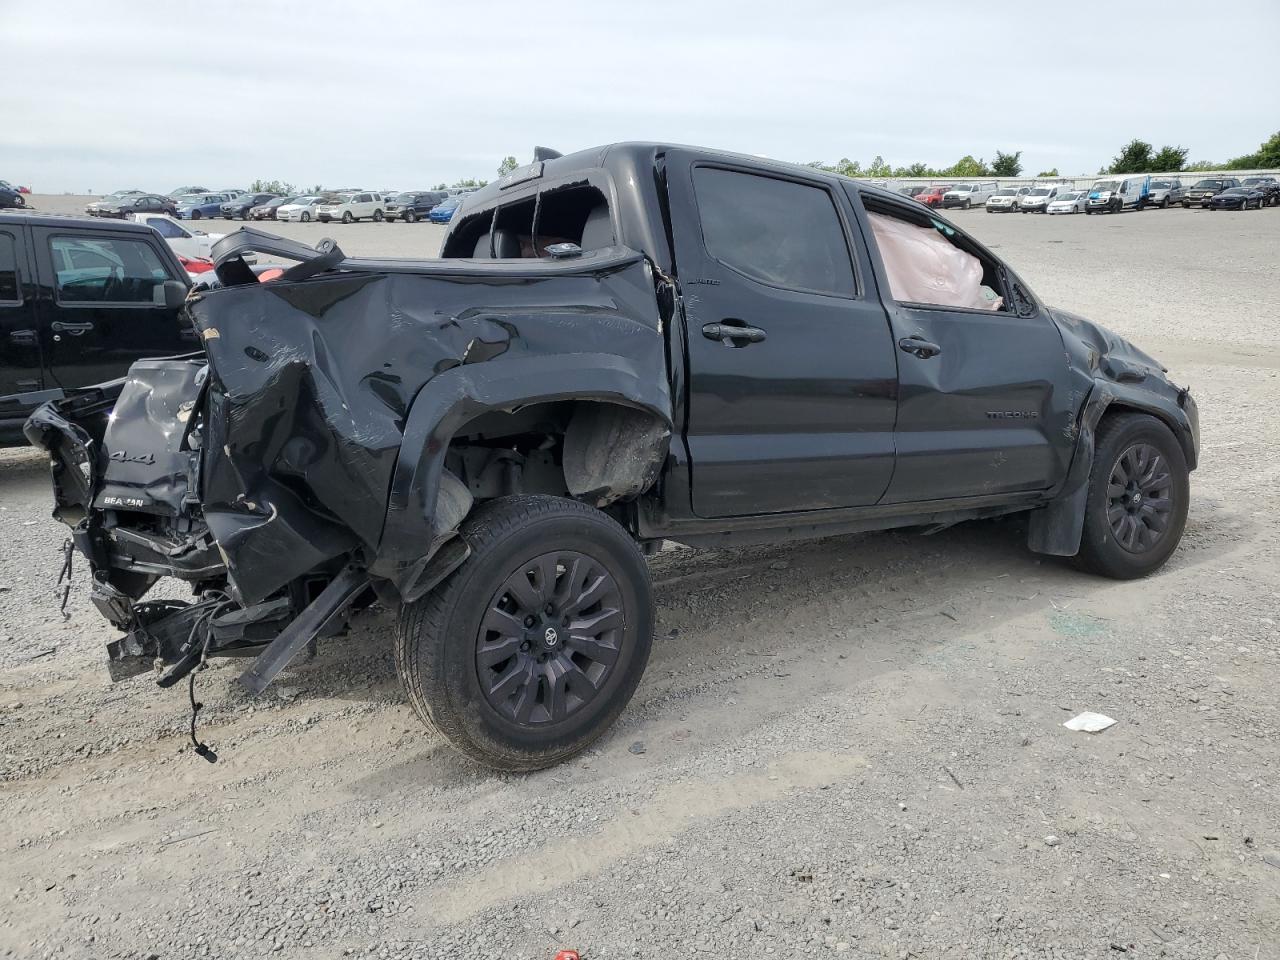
xmin=0 ymin=213 xmax=190 ymax=443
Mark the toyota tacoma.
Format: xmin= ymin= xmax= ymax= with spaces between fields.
xmin=24 ymin=143 xmax=1200 ymax=771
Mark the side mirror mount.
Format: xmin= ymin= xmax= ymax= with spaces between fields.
xmin=162 ymin=279 xmax=189 ymax=309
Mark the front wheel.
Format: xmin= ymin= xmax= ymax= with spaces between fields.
xmin=372 ymin=209 xmax=383 ymax=222
xmin=396 ymin=495 xmax=654 ymax=771
xmin=191 ymin=210 xmax=201 ymax=220
xmin=342 ymin=211 xmax=354 ymax=224
xmin=301 ymin=211 xmax=311 ymax=222
xmin=404 ymin=210 xmax=416 ymax=223
xmin=1073 ymin=413 xmax=1189 ymax=580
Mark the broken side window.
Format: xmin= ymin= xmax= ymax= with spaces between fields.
xmin=440 ymin=180 xmax=613 ymax=260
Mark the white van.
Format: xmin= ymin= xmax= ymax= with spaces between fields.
xmin=1018 ymin=185 xmax=1072 ymax=213
xmin=942 ymin=181 xmax=998 ymax=209
xmin=1086 ymin=175 xmax=1150 ymax=214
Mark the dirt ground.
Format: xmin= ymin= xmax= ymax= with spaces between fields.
xmin=2 ymin=197 xmax=1278 ymax=960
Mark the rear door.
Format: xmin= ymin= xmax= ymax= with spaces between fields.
xmin=665 ymin=153 xmax=899 ymax=517
xmin=0 ymin=223 xmax=43 ymax=398
xmin=850 ymin=190 xmax=1075 ymax=505
xmin=30 ymin=226 xmax=193 ymax=391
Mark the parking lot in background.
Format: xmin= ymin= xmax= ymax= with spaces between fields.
xmin=2 ymin=195 xmax=1279 ymax=958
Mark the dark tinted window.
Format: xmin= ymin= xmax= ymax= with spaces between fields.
xmin=50 ymin=236 xmax=170 ymax=303
xmin=693 ymin=167 xmax=855 ymax=297
xmin=0 ymin=232 xmax=20 ymax=303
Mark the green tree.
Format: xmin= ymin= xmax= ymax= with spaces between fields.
xmin=1224 ymin=130 xmax=1280 ymax=169
xmin=249 ymin=178 xmax=297 ymax=194
xmin=865 ymin=155 xmax=893 ymax=178
xmin=451 ymin=177 xmax=489 ymax=188
xmin=1109 ymin=139 xmax=1154 ymax=173
xmin=1151 ymin=145 xmax=1189 ymax=171
xmin=991 ymin=150 xmax=1023 ymax=177
xmin=903 ymin=162 xmax=931 ymax=177
xmin=1184 ymin=160 xmax=1219 ymax=172
xmin=943 ymin=155 xmax=990 ymax=177
xmin=1037 ymin=168 xmax=1059 ymax=177
xmin=497 ymin=155 xmax=519 ymax=176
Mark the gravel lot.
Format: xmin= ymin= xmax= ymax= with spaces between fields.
xmin=2 ymin=196 xmax=1279 ymax=960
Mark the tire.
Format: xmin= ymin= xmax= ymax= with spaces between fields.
xmin=372 ymin=209 xmax=383 ymax=222
xmin=342 ymin=211 xmax=354 ymax=224
xmin=191 ymin=210 xmax=201 ymax=220
xmin=1073 ymin=413 xmax=1189 ymax=580
xmin=301 ymin=212 xmax=311 ymax=222
xmin=396 ymin=495 xmax=654 ymax=771
xmin=964 ymin=199 xmax=971 ymax=210
xmin=404 ymin=210 xmax=416 ymax=223
xmin=1160 ymin=198 xmax=1168 ymax=209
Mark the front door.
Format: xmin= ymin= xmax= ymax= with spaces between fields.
xmin=665 ymin=153 xmax=899 ymax=518
xmin=30 ymin=226 xmax=193 ymax=392
xmin=849 ymin=189 xmax=1075 ymax=505
xmin=0 ymin=224 xmax=43 ymax=400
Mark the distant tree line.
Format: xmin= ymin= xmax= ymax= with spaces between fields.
xmin=805 ymin=130 xmax=1280 ymax=181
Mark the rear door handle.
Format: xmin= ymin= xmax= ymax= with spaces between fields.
xmin=703 ymin=322 xmax=767 ymax=345
xmin=898 ymin=336 xmax=941 ymax=359
xmin=51 ymin=321 xmax=95 ymax=336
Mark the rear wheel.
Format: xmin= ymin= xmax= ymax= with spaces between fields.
xmin=1073 ymin=413 xmax=1189 ymax=580
xmin=396 ymin=495 xmax=654 ymax=771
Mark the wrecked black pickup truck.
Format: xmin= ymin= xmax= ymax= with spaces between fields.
xmin=25 ymin=143 xmax=1200 ymax=771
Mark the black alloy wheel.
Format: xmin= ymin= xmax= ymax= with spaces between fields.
xmin=1105 ymin=442 xmax=1174 ymax=554
xmin=476 ymin=551 xmax=623 ymax=726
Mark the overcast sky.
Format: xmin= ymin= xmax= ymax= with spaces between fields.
xmin=5 ymin=0 xmax=1277 ymax=193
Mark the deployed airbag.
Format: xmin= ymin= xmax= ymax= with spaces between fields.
xmin=868 ymin=212 xmax=1002 ymax=311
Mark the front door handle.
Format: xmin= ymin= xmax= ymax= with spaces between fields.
xmin=51 ymin=321 xmax=95 ymax=336
xmin=703 ymin=322 xmax=767 ymax=345
xmin=898 ymin=336 xmax=941 ymax=359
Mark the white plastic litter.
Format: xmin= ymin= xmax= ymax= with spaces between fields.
xmin=1062 ymin=711 xmax=1118 ymax=733
xmin=868 ymin=212 xmax=1002 ymax=311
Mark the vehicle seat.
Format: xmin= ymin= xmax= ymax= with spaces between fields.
xmin=579 ymin=204 xmax=615 ymax=251
xmin=472 ymin=228 xmax=521 ymax=259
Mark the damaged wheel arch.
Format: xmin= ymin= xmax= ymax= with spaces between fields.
xmin=371 ymin=354 xmax=672 ymax=600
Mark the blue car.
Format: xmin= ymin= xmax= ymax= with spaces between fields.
xmin=177 ymin=192 xmax=234 ymax=221
xmin=428 ymin=195 xmax=465 ymax=223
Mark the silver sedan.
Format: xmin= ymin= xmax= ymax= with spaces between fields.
xmin=1046 ymin=190 xmax=1089 ymax=215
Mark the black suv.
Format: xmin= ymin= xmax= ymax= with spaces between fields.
xmin=1 ymin=212 xmax=190 ymax=443
xmin=220 ymin=193 xmax=278 ymax=220
xmin=383 ymin=191 xmax=449 ymax=222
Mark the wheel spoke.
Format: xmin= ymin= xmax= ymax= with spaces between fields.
xmin=542 ymin=658 xmax=572 ymax=722
xmin=477 ymin=634 xmax=523 ymax=668
xmin=503 ymin=568 xmax=544 ymax=612
xmin=481 ymin=606 xmax=524 ymax=639
xmin=1106 ymin=482 xmax=1126 ymax=499
xmin=488 ymin=654 xmax=534 ymax=702
xmin=568 ymin=606 xmax=623 ymax=635
xmin=568 ymin=571 xmax=612 ymax=615
xmin=566 ymin=631 xmax=620 ymax=667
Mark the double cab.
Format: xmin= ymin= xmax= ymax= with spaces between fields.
xmin=25 ymin=143 xmax=1199 ymax=773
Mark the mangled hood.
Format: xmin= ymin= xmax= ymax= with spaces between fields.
xmin=1049 ymin=308 xmax=1168 ymax=386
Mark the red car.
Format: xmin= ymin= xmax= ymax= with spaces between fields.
xmin=915 ymin=186 xmax=949 ymax=208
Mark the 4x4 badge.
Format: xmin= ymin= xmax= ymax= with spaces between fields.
xmin=109 ymin=450 xmax=156 ymax=465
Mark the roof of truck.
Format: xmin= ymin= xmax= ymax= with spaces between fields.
xmin=0 ymin=211 xmax=160 ymax=232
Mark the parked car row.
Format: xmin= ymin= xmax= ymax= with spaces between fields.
xmin=897 ymin=175 xmax=1280 ymax=215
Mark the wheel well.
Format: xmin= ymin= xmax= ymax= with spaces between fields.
xmin=443 ymin=399 xmax=670 ymax=514
xmin=1096 ymin=401 xmax=1196 ymax=469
